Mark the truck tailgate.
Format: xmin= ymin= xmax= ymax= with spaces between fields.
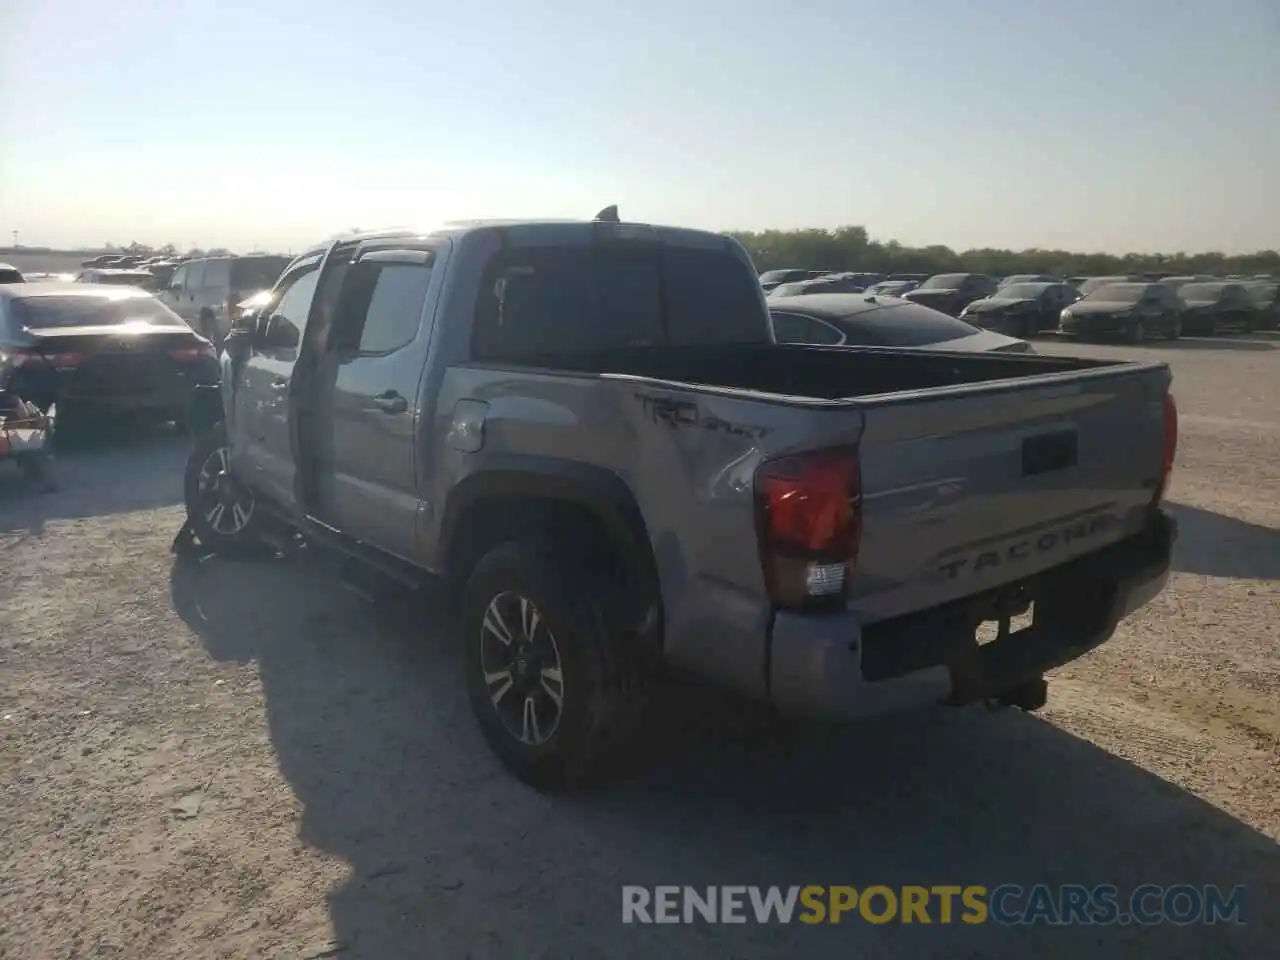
xmin=850 ymin=363 xmax=1172 ymax=622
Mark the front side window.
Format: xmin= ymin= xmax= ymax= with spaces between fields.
xmin=331 ymin=260 xmax=434 ymax=354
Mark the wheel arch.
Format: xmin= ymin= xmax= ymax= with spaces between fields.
xmin=440 ymin=458 xmax=663 ymax=651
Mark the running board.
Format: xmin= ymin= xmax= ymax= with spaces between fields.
xmin=252 ymin=501 xmax=429 ymax=590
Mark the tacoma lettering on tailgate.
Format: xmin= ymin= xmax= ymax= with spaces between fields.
xmin=934 ymin=511 xmax=1118 ymax=581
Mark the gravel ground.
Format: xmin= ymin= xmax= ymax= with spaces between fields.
xmin=1 ymin=335 xmax=1277 ymax=959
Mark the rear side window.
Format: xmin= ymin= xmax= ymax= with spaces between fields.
xmin=770 ymin=311 xmax=845 ymax=345
xmin=844 ymin=303 xmax=982 ymax=346
xmin=471 ymin=243 xmax=766 ymax=362
xmin=202 ymin=260 xmax=231 ymax=288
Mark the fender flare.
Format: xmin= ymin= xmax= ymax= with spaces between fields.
xmin=440 ymin=456 xmax=657 ymax=593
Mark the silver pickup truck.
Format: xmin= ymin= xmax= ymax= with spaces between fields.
xmin=181 ymin=212 xmax=1178 ymax=788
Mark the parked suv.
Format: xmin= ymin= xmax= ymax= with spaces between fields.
xmin=160 ymin=255 xmax=290 ymax=343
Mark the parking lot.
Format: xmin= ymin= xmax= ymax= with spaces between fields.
xmin=1 ymin=334 xmax=1276 ymax=958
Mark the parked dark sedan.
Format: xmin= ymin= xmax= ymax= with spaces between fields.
xmin=0 ymin=283 xmax=219 ymax=426
xmin=769 ymin=293 xmax=1032 ymax=352
xmin=900 ymin=272 xmax=999 ymax=316
xmin=0 ymin=263 xmax=24 ymax=284
xmin=960 ymin=282 xmax=1079 ymax=337
xmin=1243 ymin=281 xmax=1278 ymax=330
xmin=1058 ymin=282 xmax=1182 ymax=342
xmin=1177 ymin=282 xmax=1258 ymax=335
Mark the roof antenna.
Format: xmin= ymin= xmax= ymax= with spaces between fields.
xmin=593 ymin=204 xmax=619 ymax=223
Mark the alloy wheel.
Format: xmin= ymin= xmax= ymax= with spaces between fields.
xmin=479 ymin=591 xmax=565 ymax=746
xmin=195 ymin=445 xmax=255 ymax=535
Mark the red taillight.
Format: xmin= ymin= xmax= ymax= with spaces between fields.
xmin=169 ymin=343 xmax=217 ymax=363
xmin=1152 ymin=393 xmax=1178 ymax=506
xmin=45 ymin=351 xmax=86 ymax=368
xmin=0 ymin=347 xmax=82 ymax=368
xmin=754 ymin=446 xmax=862 ymax=609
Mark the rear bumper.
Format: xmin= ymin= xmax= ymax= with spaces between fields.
xmin=59 ymin=361 xmax=219 ymax=412
xmin=768 ymin=509 xmax=1176 ymax=720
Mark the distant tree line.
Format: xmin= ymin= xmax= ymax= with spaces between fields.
xmin=728 ymin=225 xmax=1280 ymax=278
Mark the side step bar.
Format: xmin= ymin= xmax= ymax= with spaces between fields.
xmin=253 ymin=501 xmax=430 ymax=591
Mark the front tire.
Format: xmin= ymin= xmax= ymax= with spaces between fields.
xmin=462 ymin=540 xmax=647 ymax=790
xmin=1167 ymin=314 xmax=1182 ymax=340
xmin=183 ymin=422 xmax=263 ymax=554
xmin=1126 ymin=320 xmax=1145 ymax=344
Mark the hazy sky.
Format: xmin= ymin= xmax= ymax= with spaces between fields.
xmin=1 ymin=0 xmax=1277 ymax=254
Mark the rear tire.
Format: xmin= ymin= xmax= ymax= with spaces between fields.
xmin=462 ymin=539 xmax=648 ymax=791
xmin=183 ymin=421 xmax=263 ymax=555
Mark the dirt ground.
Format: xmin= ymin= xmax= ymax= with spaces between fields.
xmin=1 ymin=334 xmax=1277 ymax=959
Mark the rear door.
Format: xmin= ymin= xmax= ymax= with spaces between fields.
xmin=310 ymin=243 xmax=438 ymax=560
xmin=179 ymin=260 xmax=206 ymax=323
xmin=198 ymin=259 xmax=232 ymax=340
xmin=230 ymin=256 xmax=322 ymax=509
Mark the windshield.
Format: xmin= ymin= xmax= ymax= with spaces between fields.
xmin=1083 ymin=283 xmax=1147 ymax=303
xmin=11 ymin=294 xmax=183 ymax=328
xmin=918 ymin=273 xmax=968 ymax=290
xmin=997 ymin=283 xmax=1051 ymax=299
xmin=1178 ymin=283 xmax=1226 ymax=301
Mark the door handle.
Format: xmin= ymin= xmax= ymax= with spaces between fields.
xmin=371 ymin=390 xmax=408 ymax=414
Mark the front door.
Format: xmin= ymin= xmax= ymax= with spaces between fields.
xmin=231 ymin=260 xmax=322 ymax=511
xmin=310 ymin=245 xmax=438 ymax=561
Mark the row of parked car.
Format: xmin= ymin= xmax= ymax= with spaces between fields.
xmin=0 ymin=253 xmax=292 ymax=344
xmin=760 ymin=268 xmax=1280 ymax=344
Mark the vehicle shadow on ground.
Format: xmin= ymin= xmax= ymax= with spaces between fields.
xmin=169 ymin=555 xmax=1278 ymax=960
xmin=1167 ymin=502 xmax=1280 ymax=580
xmin=0 ymin=419 xmax=186 ymax=535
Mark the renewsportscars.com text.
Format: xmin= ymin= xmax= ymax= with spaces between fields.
xmin=621 ymin=884 xmax=1247 ymax=926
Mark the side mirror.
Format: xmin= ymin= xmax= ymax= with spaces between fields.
xmin=254 ymin=313 xmax=300 ymax=350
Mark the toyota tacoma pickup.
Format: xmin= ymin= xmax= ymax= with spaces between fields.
xmin=181 ymin=211 xmax=1178 ymax=788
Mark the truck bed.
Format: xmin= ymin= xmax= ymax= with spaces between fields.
xmin=509 ymin=342 xmax=1123 ymax=401
xmin=456 ymin=341 xmax=1170 ymax=631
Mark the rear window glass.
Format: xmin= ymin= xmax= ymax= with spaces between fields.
xmin=11 ymin=295 xmax=183 ymax=328
xmin=232 ymin=257 xmax=290 ymax=292
xmin=838 ymin=303 xmax=981 ymax=346
xmin=918 ymin=273 xmax=969 ymax=290
xmin=472 ymin=243 xmax=766 ymax=361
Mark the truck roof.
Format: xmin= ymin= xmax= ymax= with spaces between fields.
xmin=288 ymin=217 xmax=737 ymax=266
